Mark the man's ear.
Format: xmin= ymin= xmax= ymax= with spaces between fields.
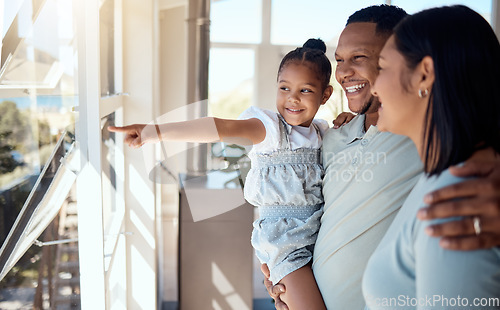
xmin=322 ymin=85 xmax=334 ymax=105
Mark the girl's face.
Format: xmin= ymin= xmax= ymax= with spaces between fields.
xmin=372 ymin=36 xmax=428 ymax=140
xmin=276 ymin=63 xmax=332 ymax=127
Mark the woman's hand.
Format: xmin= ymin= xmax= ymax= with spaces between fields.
xmin=418 ymin=151 xmax=500 ymax=250
xmin=332 ymin=112 xmax=356 ymax=129
xmin=108 ymin=124 xmax=158 ymax=148
xmin=261 ymin=264 xmax=289 ymax=310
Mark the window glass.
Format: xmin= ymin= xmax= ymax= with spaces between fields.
xmin=2 ymin=0 xmax=25 ymax=38
xmin=393 ymin=0 xmax=491 ymax=21
xmin=0 ymin=0 xmax=80 ymax=307
xmin=210 ymin=0 xmax=262 ymax=44
xmin=1 ymin=0 xmax=74 ymax=91
xmin=100 ymin=111 xmax=126 ymax=271
xmin=208 ymin=48 xmax=254 ymax=119
xmin=100 ymin=0 xmax=116 ymax=97
xmin=271 ymin=0 xmax=385 ymax=46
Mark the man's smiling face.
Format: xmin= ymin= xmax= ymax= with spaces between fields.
xmin=335 ymin=22 xmax=388 ymax=115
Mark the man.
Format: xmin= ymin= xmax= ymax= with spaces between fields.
xmin=265 ymin=5 xmax=500 ymax=309
xmin=313 ymin=7 xmax=418 ymax=308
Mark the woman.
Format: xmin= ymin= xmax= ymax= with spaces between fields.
xmin=363 ymin=5 xmax=500 ymax=309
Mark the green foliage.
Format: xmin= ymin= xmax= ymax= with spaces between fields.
xmin=0 ymin=101 xmax=28 ymax=176
xmin=37 ymin=119 xmax=52 ymax=147
xmin=0 ymin=131 xmax=18 ymax=174
xmin=0 ymin=101 xmax=30 ymax=150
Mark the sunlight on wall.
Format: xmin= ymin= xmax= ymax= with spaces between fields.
xmin=107 ymin=235 xmax=127 ymax=310
xmin=131 ymin=245 xmax=155 ymax=308
xmin=130 ymin=208 xmax=155 ymax=249
xmin=212 ymin=262 xmax=250 ymax=310
xmin=129 ymin=164 xmax=155 ymax=221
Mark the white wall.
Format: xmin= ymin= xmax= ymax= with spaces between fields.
xmin=159 ymin=4 xmax=188 ymax=305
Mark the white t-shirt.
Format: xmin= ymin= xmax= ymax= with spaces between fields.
xmin=238 ymin=106 xmax=329 ymax=155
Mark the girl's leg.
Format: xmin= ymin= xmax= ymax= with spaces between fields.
xmin=279 ymin=264 xmax=326 ymax=310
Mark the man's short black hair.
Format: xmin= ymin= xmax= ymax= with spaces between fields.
xmin=346 ymin=5 xmax=408 ymax=36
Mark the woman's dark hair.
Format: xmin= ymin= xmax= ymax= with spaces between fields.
xmin=347 ymin=4 xmax=408 ymax=37
xmin=278 ymin=38 xmax=332 ymax=90
xmin=394 ymin=5 xmax=500 ymax=176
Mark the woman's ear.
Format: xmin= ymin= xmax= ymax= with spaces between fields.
xmin=419 ymin=56 xmax=435 ymax=92
xmin=321 ymin=85 xmax=334 ymax=105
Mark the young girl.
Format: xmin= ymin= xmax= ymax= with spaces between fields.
xmin=109 ymin=38 xmax=332 ymax=309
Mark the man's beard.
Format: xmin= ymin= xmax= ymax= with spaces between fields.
xmin=359 ymin=96 xmax=380 ymax=115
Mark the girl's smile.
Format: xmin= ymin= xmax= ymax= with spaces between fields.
xmin=276 ymin=63 xmax=332 ymax=127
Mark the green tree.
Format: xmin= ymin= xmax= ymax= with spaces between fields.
xmin=0 ymin=131 xmax=19 ymax=174
xmin=0 ymin=100 xmax=28 ymax=175
xmin=38 ymin=119 xmax=52 ymax=147
xmin=0 ymin=101 xmax=30 ymax=152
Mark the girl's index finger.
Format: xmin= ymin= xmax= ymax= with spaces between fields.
xmin=107 ymin=125 xmax=130 ymax=133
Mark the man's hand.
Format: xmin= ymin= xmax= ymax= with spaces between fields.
xmin=261 ymin=264 xmax=289 ymax=310
xmin=332 ymin=112 xmax=356 ymax=129
xmin=417 ymin=150 xmax=500 ymax=250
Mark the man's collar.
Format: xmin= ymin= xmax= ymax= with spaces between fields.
xmin=346 ymin=114 xmax=367 ymax=144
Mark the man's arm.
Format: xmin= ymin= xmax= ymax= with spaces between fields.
xmin=332 ymin=111 xmax=356 ymax=129
xmin=417 ymin=151 xmax=500 ymax=250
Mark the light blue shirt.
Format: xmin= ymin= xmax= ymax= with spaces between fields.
xmin=313 ymin=115 xmax=423 ymax=309
xmin=363 ymin=170 xmax=500 ymax=310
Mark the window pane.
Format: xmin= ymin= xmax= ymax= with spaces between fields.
xmin=210 ymin=0 xmax=262 ymax=44
xmin=208 ymin=48 xmax=254 ymax=119
xmin=0 ymin=0 xmax=80 ymax=307
xmin=1 ymin=0 xmax=75 ymax=92
xmin=100 ymin=0 xmax=115 ymax=97
xmin=2 ymin=0 xmax=25 ymax=39
xmin=271 ymin=0 xmax=385 ymax=46
xmin=393 ymin=0 xmax=492 ymax=22
xmin=101 ymin=113 xmax=117 ymax=236
xmin=100 ymin=111 xmax=125 ymax=272
xmin=0 ymin=199 xmax=80 ymax=310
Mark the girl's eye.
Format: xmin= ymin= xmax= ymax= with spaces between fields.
xmin=280 ymin=87 xmax=289 ymax=91
xmin=301 ymin=89 xmax=312 ymax=93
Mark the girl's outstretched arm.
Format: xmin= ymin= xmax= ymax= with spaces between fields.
xmin=108 ymin=117 xmax=266 ymax=148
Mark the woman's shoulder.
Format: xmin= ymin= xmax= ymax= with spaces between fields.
xmin=422 ymin=168 xmax=471 ymax=195
xmin=403 ymin=170 xmax=468 ymax=217
xmin=401 ymin=169 xmax=474 ymax=244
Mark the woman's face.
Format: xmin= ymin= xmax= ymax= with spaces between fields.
xmin=372 ymin=35 xmax=428 ymax=141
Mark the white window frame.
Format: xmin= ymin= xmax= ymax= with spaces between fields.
xmin=75 ymin=0 xmax=126 ymax=308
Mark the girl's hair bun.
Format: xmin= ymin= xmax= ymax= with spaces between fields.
xmin=303 ymin=38 xmax=326 ymax=53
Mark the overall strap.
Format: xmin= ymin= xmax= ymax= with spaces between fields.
xmin=277 ymin=113 xmax=322 ymax=147
xmin=277 ymin=113 xmax=291 ymax=150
